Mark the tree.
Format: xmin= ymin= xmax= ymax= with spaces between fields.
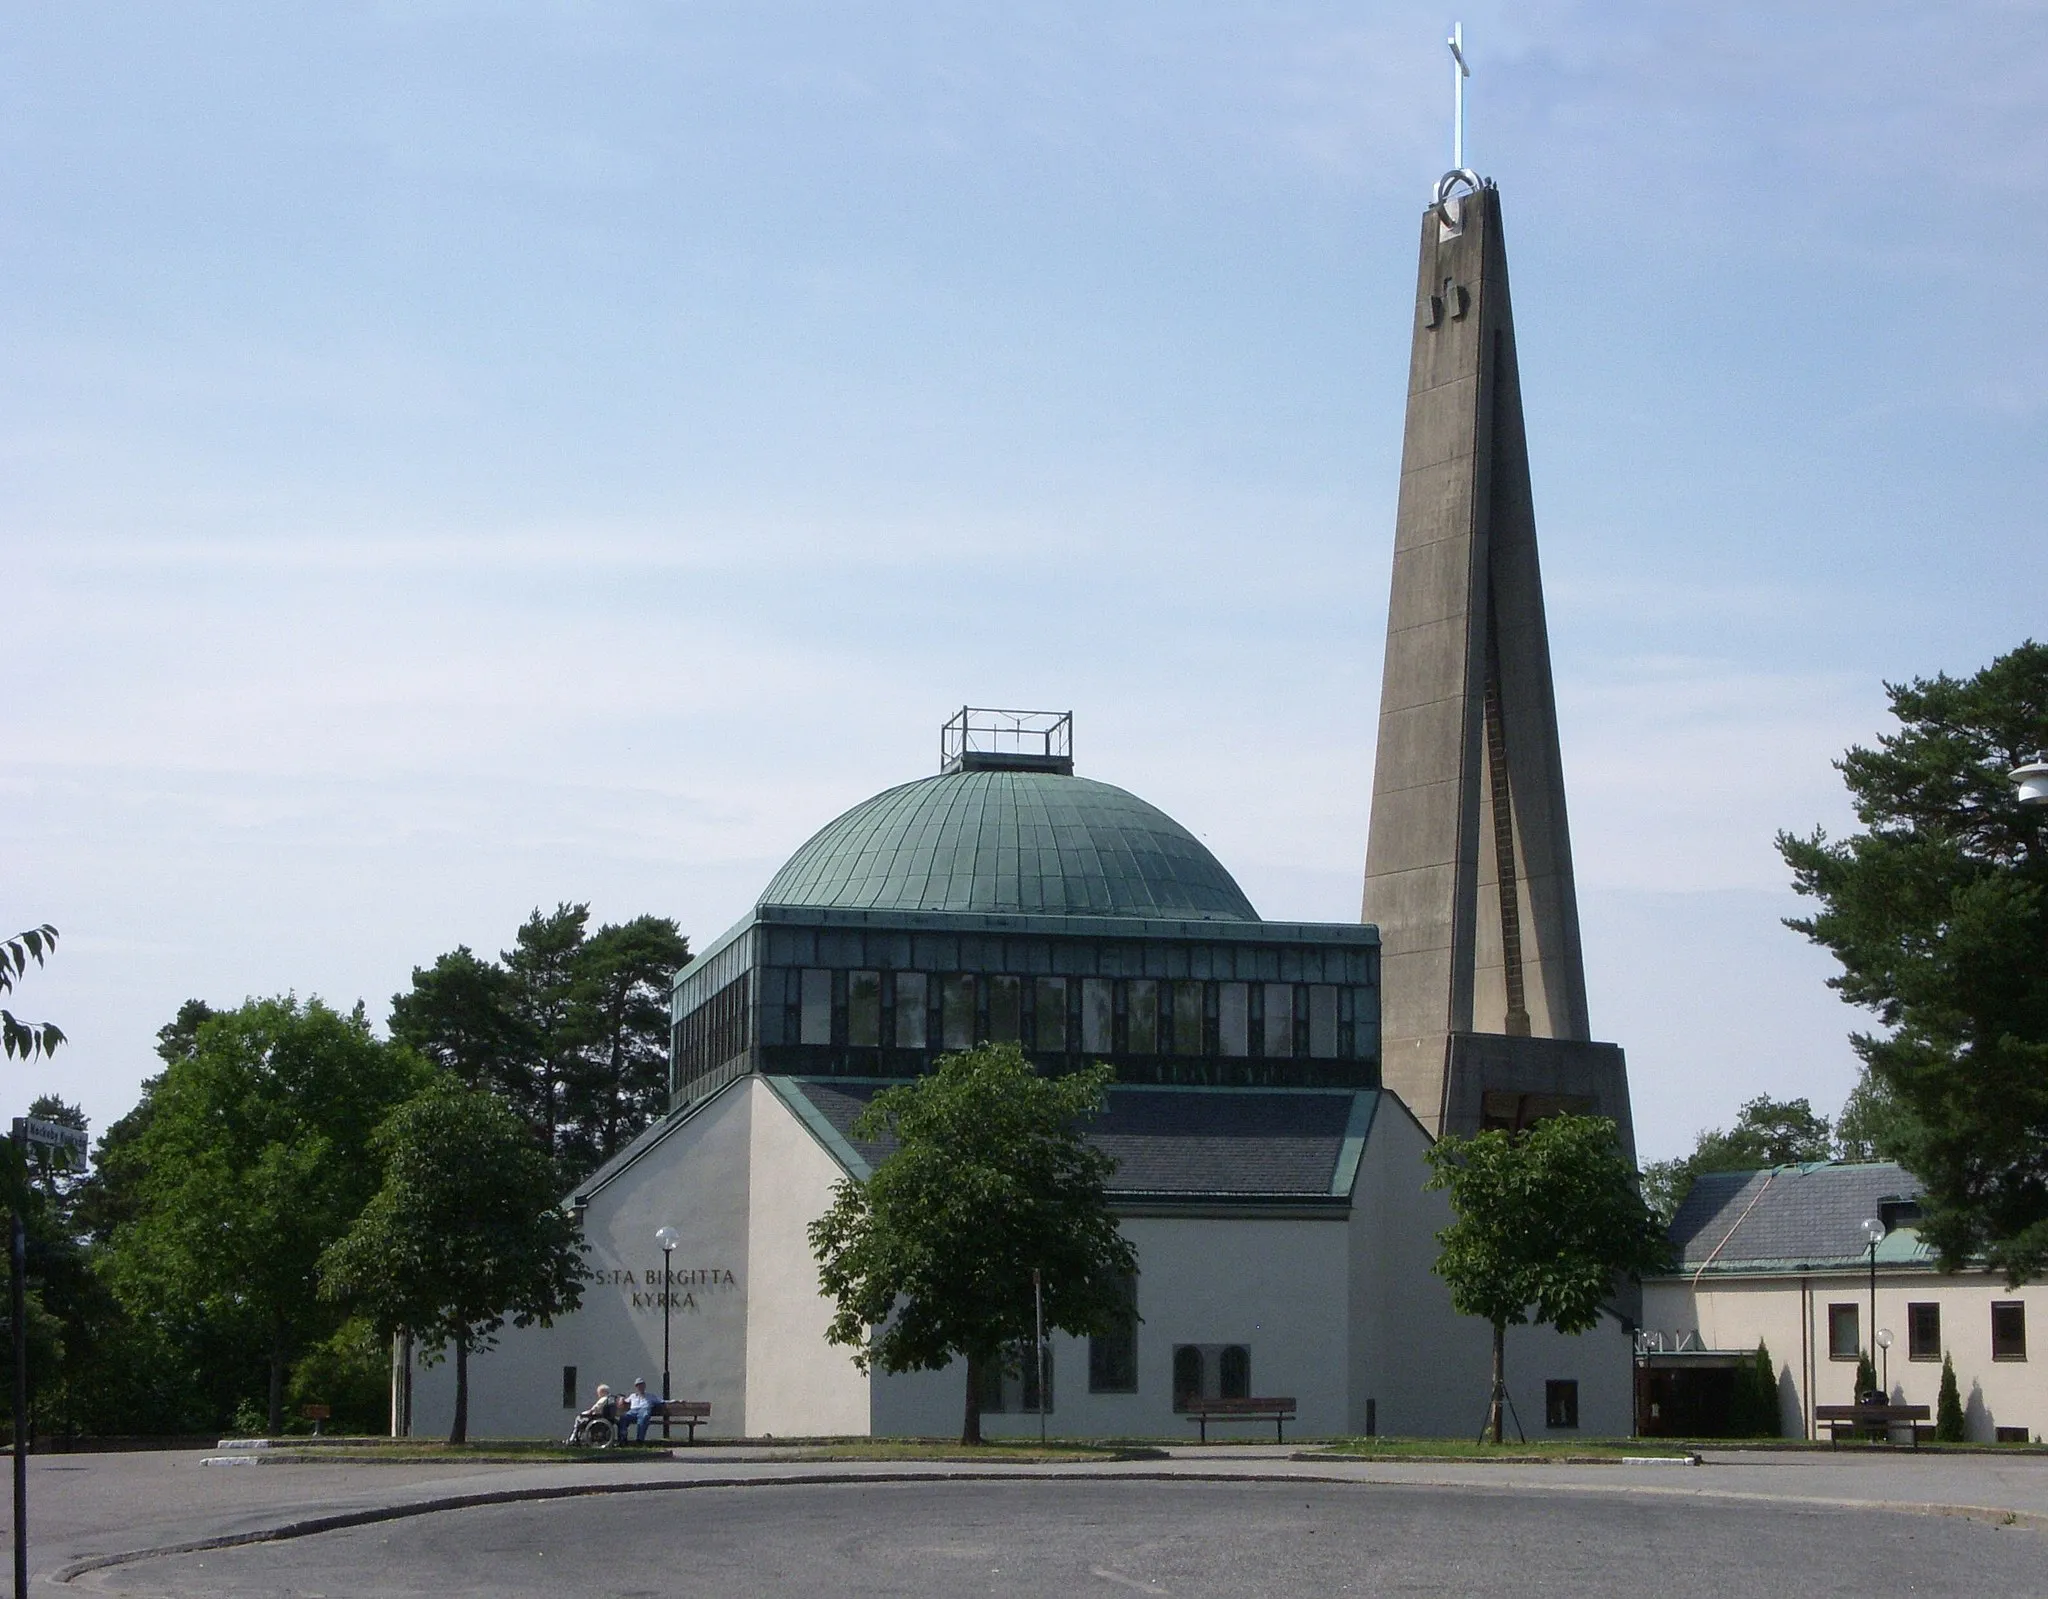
xmin=1779 ymin=641 xmax=2048 ymax=1283
xmin=1641 ymin=1096 xmax=1837 ymax=1223
xmin=101 ymin=997 xmax=428 ymax=1433
xmin=1728 ymin=1341 xmax=1782 ymax=1438
xmin=390 ymin=907 xmax=691 ymax=1185
xmin=559 ymin=916 xmax=690 ymax=1179
xmin=1425 ymin=1113 xmax=1671 ymax=1442
xmin=1 ymin=924 xmax=64 ymax=1060
xmin=808 ymin=1044 xmax=1139 ymax=1445
xmin=320 ymin=1078 xmax=585 ymax=1444
xmin=1855 ymin=1348 xmax=1878 ymax=1400
xmin=1935 ymin=1352 xmax=1965 ymax=1442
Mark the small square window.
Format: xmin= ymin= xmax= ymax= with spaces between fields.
xmin=1992 ymin=1302 xmax=2027 ymax=1362
xmin=1907 ymin=1302 xmax=1941 ymax=1362
xmin=1545 ymin=1380 xmax=1579 ymax=1430
xmin=1828 ymin=1303 xmax=1860 ymax=1361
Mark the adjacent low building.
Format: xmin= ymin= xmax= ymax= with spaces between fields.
xmin=1640 ymin=1162 xmax=2042 ymax=1443
xmin=407 ymin=713 xmax=1634 ymax=1441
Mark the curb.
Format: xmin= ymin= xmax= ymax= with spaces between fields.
xmin=49 ymin=1463 xmax=2048 ymax=1584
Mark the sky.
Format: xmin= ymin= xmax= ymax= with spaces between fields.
xmin=5 ymin=2 xmax=2044 ymax=1162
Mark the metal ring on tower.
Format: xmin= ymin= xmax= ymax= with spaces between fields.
xmin=1432 ymin=168 xmax=1481 ymax=230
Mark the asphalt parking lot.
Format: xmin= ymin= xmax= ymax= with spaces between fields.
xmin=20 ymin=1445 xmax=2048 ymax=1597
xmin=68 ymin=1477 xmax=2048 ymax=1598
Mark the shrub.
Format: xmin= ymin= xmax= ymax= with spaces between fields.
xmin=1935 ymin=1352 xmax=1965 ymax=1442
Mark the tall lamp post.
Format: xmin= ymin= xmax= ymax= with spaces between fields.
xmin=655 ymin=1226 xmax=680 ymax=1440
xmin=1875 ymin=1328 xmax=1893 ymax=1398
xmin=1860 ymin=1217 xmax=1886 ymax=1397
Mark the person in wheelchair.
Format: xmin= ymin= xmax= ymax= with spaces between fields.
xmin=567 ymin=1382 xmax=621 ymax=1445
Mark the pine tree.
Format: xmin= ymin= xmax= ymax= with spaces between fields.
xmin=1935 ymin=1351 xmax=1965 ymax=1442
xmin=1855 ymin=1349 xmax=1878 ymax=1400
xmin=1738 ymin=1341 xmax=1782 ymax=1437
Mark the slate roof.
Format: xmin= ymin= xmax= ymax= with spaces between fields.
xmin=774 ymin=1078 xmax=1375 ymax=1203
xmin=1664 ymin=1162 xmax=1936 ymax=1277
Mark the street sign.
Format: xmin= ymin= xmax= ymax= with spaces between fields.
xmin=10 ymin=1119 xmax=87 ymax=1161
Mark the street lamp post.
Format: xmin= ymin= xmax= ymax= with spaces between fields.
xmin=2011 ymin=759 xmax=2048 ymax=807
xmin=1876 ymin=1328 xmax=1893 ymax=1398
xmin=1861 ymin=1217 xmax=1886 ymax=1399
xmin=655 ymin=1226 xmax=680 ymax=1441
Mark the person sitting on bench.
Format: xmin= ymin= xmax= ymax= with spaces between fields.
xmin=622 ymin=1378 xmax=657 ymax=1443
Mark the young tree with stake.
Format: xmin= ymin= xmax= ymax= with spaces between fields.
xmin=1425 ymin=1113 xmax=1669 ymax=1442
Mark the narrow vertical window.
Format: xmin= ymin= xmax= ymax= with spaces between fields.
xmin=941 ymin=976 xmax=976 ymax=1050
xmin=800 ymin=969 xmax=833 ymax=1046
xmin=989 ymin=975 xmax=1023 ymax=1042
xmin=1082 ymin=979 xmax=1114 ymax=1054
xmin=847 ymin=971 xmax=881 ymax=1047
xmin=1218 ymin=983 xmax=1249 ymax=1057
xmin=1263 ymin=985 xmax=1294 ymax=1057
xmin=1219 ymin=1345 xmax=1250 ymax=1400
xmin=1088 ymin=1275 xmax=1138 ymax=1394
xmin=562 ymin=1366 xmax=578 ymax=1409
xmin=1127 ymin=980 xmax=1159 ymax=1055
xmin=1172 ymin=1345 xmax=1205 ymax=1411
xmin=1308 ymin=985 xmax=1338 ymax=1058
xmin=1035 ymin=977 xmax=1068 ymax=1052
xmin=1172 ymin=982 xmax=1205 ymax=1055
xmin=894 ymin=972 xmax=928 ymax=1048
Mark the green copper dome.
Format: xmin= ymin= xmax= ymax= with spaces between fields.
xmin=759 ymin=769 xmax=1260 ymax=922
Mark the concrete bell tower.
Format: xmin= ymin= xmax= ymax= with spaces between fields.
xmin=1361 ymin=177 xmax=1635 ymax=1154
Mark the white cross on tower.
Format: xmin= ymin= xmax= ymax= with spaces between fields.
xmin=1448 ymin=22 xmax=1470 ymax=173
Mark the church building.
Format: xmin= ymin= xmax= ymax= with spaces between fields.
xmin=408 ymin=710 xmax=1633 ymax=1441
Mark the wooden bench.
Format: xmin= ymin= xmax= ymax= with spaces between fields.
xmin=1181 ymin=1396 xmax=1297 ymax=1444
xmin=652 ymin=1399 xmax=712 ymax=1442
xmin=1814 ymin=1403 xmax=1931 ymax=1447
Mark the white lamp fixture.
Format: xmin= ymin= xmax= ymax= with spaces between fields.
xmin=2012 ymin=760 xmax=2048 ymax=806
xmin=1861 ymin=1217 xmax=1886 ymax=1247
xmin=1875 ymin=1328 xmax=1893 ymax=1351
xmin=655 ymin=1225 xmax=680 ymax=1252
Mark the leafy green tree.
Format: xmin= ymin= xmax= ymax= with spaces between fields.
xmin=101 ymin=997 xmax=428 ymax=1433
xmin=1935 ymin=1352 xmax=1965 ymax=1442
xmin=1425 ymin=1113 xmax=1671 ymax=1442
xmin=560 ymin=916 xmax=690 ymax=1178
xmin=1779 ymin=641 xmax=2048 ymax=1283
xmin=1 ymin=924 xmax=64 ymax=1060
xmin=1855 ymin=1348 xmax=1877 ymax=1399
xmin=320 ymin=1078 xmax=585 ymax=1444
xmin=1641 ymin=1096 xmax=1837 ymax=1223
xmin=809 ymin=1044 xmax=1139 ymax=1445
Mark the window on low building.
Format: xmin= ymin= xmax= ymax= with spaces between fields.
xmin=1172 ymin=1345 xmax=1205 ymax=1411
xmin=894 ymin=972 xmax=928 ymax=1048
xmin=800 ymin=969 xmax=833 ymax=1046
xmin=1036 ymin=977 xmax=1067 ymax=1052
xmin=1218 ymin=1344 xmax=1250 ymax=1400
xmin=847 ymin=971 xmax=881 ymax=1047
xmin=1908 ymin=1302 xmax=1941 ymax=1362
xmin=1263 ymin=984 xmax=1294 ymax=1057
xmin=941 ymin=975 xmax=977 ymax=1049
xmin=1218 ymin=983 xmax=1249 ymax=1057
xmin=1082 ymin=979 xmax=1114 ymax=1054
xmin=1089 ymin=1276 xmax=1138 ymax=1394
xmin=1545 ymin=1380 xmax=1579 ymax=1429
xmin=989 ymin=974 xmax=1023 ymax=1043
xmin=1828 ymin=1303 xmax=1860 ymax=1361
xmin=1128 ymin=980 xmax=1159 ymax=1055
xmin=1992 ymin=1302 xmax=2028 ymax=1362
